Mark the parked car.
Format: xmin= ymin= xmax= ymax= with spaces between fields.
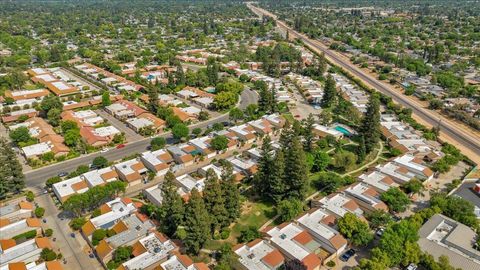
xmin=376 ymin=228 xmax=385 ymax=237
xmin=116 ymin=144 xmax=126 ymax=149
xmin=58 ymin=172 xmax=68 ymax=177
xmin=70 ymin=233 xmax=75 ymax=238
xmin=406 ymin=263 xmax=418 ymax=270
xmin=340 ymin=249 xmax=356 ymax=262
xmin=100 ymin=148 xmax=109 ymax=153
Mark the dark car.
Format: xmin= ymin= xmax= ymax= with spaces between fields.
xmin=58 ymin=172 xmax=68 ymax=177
xmin=340 ymin=249 xmax=356 ymax=262
xmin=70 ymin=233 xmax=76 ymax=238
xmin=116 ymin=144 xmax=126 ymax=149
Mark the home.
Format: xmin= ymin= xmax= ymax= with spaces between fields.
xmin=143 ymin=184 xmax=187 ymax=207
xmin=229 ymin=124 xmax=256 ymax=143
xmin=0 ymin=261 xmax=63 ymax=270
xmin=1 ymin=109 xmax=38 ymax=123
xmin=159 ymin=252 xmax=209 ymax=270
xmin=0 ymin=237 xmax=52 ymax=267
xmin=198 ymin=163 xmax=245 ymax=182
xmin=374 ymin=162 xmax=416 ymax=185
xmin=116 ymin=232 xmax=177 ymax=270
xmin=188 ymin=136 xmax=216 ymax=158
xmin=105 ymin=100 xmax=146 ymax=120
xmin=44 ymin=80 xmax=79 ymax=96
xmin=166 ymin=144 xmax=196 ymax=167
xmin=140 ymin=149 xmax=173 ymax=175
xmin=171 ymin=107 xmax=196 ymax=122
xmin=126 ymin=112 xmax=165 ymax=134
xmin=176 ymin=174 xmax=206 ymax=195
xmin=264 ymin=223 xmax=323 ymax=270
xmin=234 ymin=239 xmax=285 ymax=270
xmin=262 ymin=114 xmax=286 ymax=129
xmin=0 ymin=218 xmax=42 ymax=240
xmin=358 ymin=171 xmax=399 ymax=193
xmin=4 ymin=89 xmax=50 ymax=102
xmin=312 ymin=124 xmax=343 ymax=139
xmin=81 ymin=198 xmax=138 ymax=239
xmin=344 ymin=183 xmax=389 ymax=213
xmin=248 ymin=118 xmax=274 ymax=135
xmin=313 ymin=193 xmax=365 ymax=220
xmin=114 ymin=158 xmax=148 ymax=186
xmin=392 ymin=154 xmax=434 ymax=181
xmin=295 ymin=208 xmax=348 ymax=257
xmin=227 ymin=156 xmax=258 ymax=176
xmin=0 ymin=202 xmax=34 ymax=222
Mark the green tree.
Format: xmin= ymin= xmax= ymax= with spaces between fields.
xmin=203 ymin=169 xmax=227 ymax=233
xmin=277 ymin=199 xmax=303 ymax=223
xmin=321 ymin=74 xmax=337 ymax=108
xmin=150 ymin=137 xmax=166 ymax=150
xmin=359 ymin=94 xmax=380 ymax=152
xmin=229 ymin=108 xmax=243 ymax=122
xmin=102 ymin=91 xmax=111 ymax=107
xmin=221 ymin=163 xmax=241 ymax=224
xmin=311 ymin=149 xmax=330 ymax=172
xmin=210 ymin=135 xmax=229 ymax=151
xmin=365 ymin=209 xmax=393 ymax=229
xmin=357 ymin=135 xmax=367 ymax=163
xmin=70 ymin=217 xmax=86 ymax=230
xmin=47 ymin=108 xmax=62 ymax=126
xmin=338 ymin=213 xmax=373 ymax=246
xmin=92 ymin=156 xmax=109 ymax=169
xmin=9 ymin=127 xmax=32 ymax=144
xmin=35 ymin=207 xmax=45 ymax=218
xmin=214 ymin=91 xmax=238 ymax=110
xmin=283 ymin=135 xmax=309 ymax=200
xmin=402 ymin=178 xmax=424 ymax=196
xmin=380 ymin=187 xmax=410 ymax=213
xmin=184 ymin=189 xmax=211 ymax=254
xmin=332 ymin=151 xmax=357 ymax=172
xmin=0 ymin=138 xmax=25 ymax=199
xmin=301 ymin=114 xmax=315 ymax=152
xmin=40 ymin=248 xmax=57 ymax=261
xmin=159 ymin=172 xmax=185 ymax=236
xmin=238 ymin=226 xmax=261 ymax=243
xmin=172 ymin=123 xmax=189 ymax=140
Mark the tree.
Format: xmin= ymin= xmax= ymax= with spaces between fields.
xmin=380 ymin=187 xmax=410 ymax=213
xmin=92 ymin=229 xmax=107 ymax=245
xmin=332 ymin=151 xmax=357 ymax=172
xmin=221 ymin=163 xmax=241 ymax=224
xmin=47 ymin=108 xmax=62 ymax=126
xmin=284 ymin=259 xmax=307 ymax=270
xmin=112 ymin=246 xmax=133 ymax=262
xmin=101 ymin=91 xmax=111 ymax=107
xmin=150 ymin=137 xmax=166 ymax=151
xmin=70 ymin=217 xmax=86 ymax=230
xmin=214 ymin=91 xmax=238 ymax=110
xmin=40 ymin=95 xmax=63 ymax=113
xmin=9 ymin=127 xmax=32 ymax=144
xmin=40 ymin=248 xmax=57 ymax=261
xmin=206 ymin=57 xmax=219 ymax=85
xmin=210 ymin=135 xmax=229 ymax=151
xmin=357 ymin=135 xmax=367 ymax=163
xmin=402 ymin=178 xmax=424 ymax=196
xmin=0 ymin=139 xmax=25 ymax=200
xmin=159 ymin=172 xmax=185 ymax=236
xmin=365 ymin=209 xmax=393 ymax=229
xmin=359 ymin=94 xmax=380 ymax=152
xmin=229 ymin=108 xmax=243 ymax=122
xmin=147 ymin=87 xmax=159 ymax=114
xmin=311 ymin=149 xmax=330 ymax=172
xmin=35 ymin=207 xmax=45 ymax=217
xmin=277 ymin=199 xmax=303 ymax=223
xmin=92 ymin=156 xmax=109 ymax=169
xmin=64 ymin=129 xmax=80 ymax=146
xmin=321 ymin=75 xmax=337 ymax=108
xmin=172 ymin=123 xmax=189 ymax=140
xmin=430 ymin=192 xmax=477 ymax=227
xmin=314 ymin=172 xmax=347 ymax=194
xmin=254 ymin=136 xmax=275 ymax=196
xmin=301 ymin=114 xmax=315 ymax=152
xmin=283 ymin=135 xmax=309 ymax=200
xmin=184 ymin=189 xmax=211 ymax=254
xmin=338 ymin=213 xmax=373 ymax=246
xmin=238 ymin=226 xmax=261 ymax=243
xmin=203 ymin=169 xmax=227 ymax=233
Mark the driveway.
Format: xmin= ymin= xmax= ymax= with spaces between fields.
xmin=36 ymin=194 xmax=102 ymax=270
xmin=95 ymin=109 xmax=144 ymax=142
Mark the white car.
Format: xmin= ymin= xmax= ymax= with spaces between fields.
xmin=100 ymin=148 xmax=109 ymax=153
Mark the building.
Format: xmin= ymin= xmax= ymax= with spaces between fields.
xmin=188 ymin=136 xmax=216 ymax=158
xmin=81 ymin=198 xmax=138 ymax=239
xmin=105 ymin=100 xmax=146 ymax=120
xmin=0 ymin=261 xmax=63 ymax=270
xmin=0 ymin=218 xmax=42 ymax=240
xmin=114 ymin=159 xmax=148 ymax=186
xmin=344 ymin=183 xmax=389 ymax=213
xmin=159 ymin=252 xmax=209 ymax=270
xmin=314 ymin=193 xmax=365 ymax=220
xmin=392 ymin=154 xmax=434 ymax=181
xmin=52 ymin=167 xmax=118 ymax=202
xmin=248 ymin=118 xmax=274 ymax=135
xmin=264 ymin=223 xmax=323 ymax=270
xmin=0 ymin=201 xmax=34 ymax=222
xmin=234 ymin=239 xmax=285 ymax=270
xmin=176 ymin=174 xmax=206 ymax=195
xmin=140 ymin=149 xmax=173 ymax=175
xmin=117 ymin=232 xmax=177 ymax=270
xmin=229 ymin=124 xmax=256 ymax=143
xmin=227 ymin=156 xmax=258 ymax=176
xmin=374 ymin=162 xmax=416 ymax=185
xmin=295 ymin=208 xmax=348 ymax=257
xmin=4 ymin=89 xmax=49 ymax=102
xmin=358 ymin=171 xmax=399 ymax=193
xmin=418 ymin=214 xmax=480 ymax=270
xmin=312 ymin=124 xmax=344 ymax=139
xmin=166 ymin=144 xmax=196 ymax=167
xmin=125 ymin=112 xmax=165 ymax=134
xmin=0 ymin=237 xmax=52 ymax=267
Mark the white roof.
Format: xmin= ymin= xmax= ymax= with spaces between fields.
xmin=31 ymin=68 xmax=48 ymax=75
xmin=0 ymin=238 xmax=40 ymax=265
xmin=52 ymin=176 xmax=87 ymax=198
xmin=176 ymin=174 xmax=205 ymax=193
xmin=114 ymin=159 xmax=144 ymax=176
xmin=121 ymin=233 xmax=176 ymax=270
xmin=235 ymin=240 xmax=280 ymax=270
xmin=89 ymin=198 xmax=136 ymax=229
xmin=141 ymin=149 xmax=169 ymax=167
xmin=313 ymin=124 xmax=343 ymax=137
xmin=296 ymin=208 xmax=336 ymax=241
xmin=344 ymin=183 xmax=383 ymax=207
xmin=393 ymin=154 xmax=428 ymax=175
xmin=181 ymin=106 xmax=201 ymax=115
xmin=375 ymin=162 xmax=415 ymax=184
xmin=72 ymin=110 xmax=97 ymax=119
xmin=266 ymin=223 xmax=310 ymax=261
xmin=126 ymin=117 xmax=153 ymax=129
xmin=22 ymin=142 xmax=52 ymax=157
xmin=93 ymin=126 xmax=120 ymax=137
xmin=83 ymin=167 xmax=117 ymax=187
xmin=359 ymin=171 xmax=397 ymax=193
xmin=51 ymin=81 xmax=72 ymax=91
xmin=318 ymin=193 xmax=363 ymax=218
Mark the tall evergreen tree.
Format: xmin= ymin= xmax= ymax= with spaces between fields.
xmin=359 ymin=94 xmax=381 ymax=152
xmin=184 ymin=189 xmax=211 ymax=254
xmin=254 ymin=136 xmax=274 ymax=194
xmin=147 ymin=87 xmax=159 ymax=114
xmin=175 ymin=62 xmax=185 ymax=86
xmin=302 ymin=114 xmax=315 ymax=152
xmin=357 ymin=135 xmax=367 ymax=163
xmin=203 ymin=168 xmax=227 ymax=233
xmin=268 ymin=149 xmax=286 ymax=202
xmin=0 ymin=139 xmax=25 ymax=200
xmin=206 ymin=57 xmax=219 ymax=86
xmin=283 ymin=136 xmax=309 ymax=200
xmin=321 ymin=74 xmax=337 ymax=108
xmin=159 ymin=172 xmax=185 ymax=236
xmin=221 ymin=163 xmax=241 ymax=225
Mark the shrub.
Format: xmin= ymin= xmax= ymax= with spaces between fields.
xmin=25 ymin=191 xmax=35 ymax=202
xmin=13 ymin=229 xmax=37 ymax=241
xmin=44 ymin=229 xmax=53 ymax=237
xmin=35 ymin=207 xmax=45 ymax=218
xmin=40 ymin=248 xmax=57 ymax=261
xmin=220 ymin=228 xmax=230 ymax=240
xmin=69 ymin=217 xmax=86 ymax=230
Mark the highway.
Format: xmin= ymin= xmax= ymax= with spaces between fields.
xmin=247 ymin=3 xmax=480 ymax=164
xmin=24 ymin=88 xmax=258 ymax=190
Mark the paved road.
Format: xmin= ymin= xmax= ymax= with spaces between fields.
xmin=24 ymin=89 xmax=258 ymax=190
xmin=247 ymin=3 xmax=480 ymax=163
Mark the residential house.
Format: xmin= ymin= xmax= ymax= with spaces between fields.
xmin=114 ymin=159 xmax=148 ymax=186
xmin=358 ymin=171 xmax=399 ymax=193
xmin=314 ymin=193 xmax=365 ymax=220
xmin=0 ymin=202 xmax=34 ymax=222
xmin=344 ymin=183 xmax=389 ymax=213
xmin=0 ymin=237 xmax=52 ymax=267
xmin=234 ymin=239 xmax=285 ymax=270
xmin=0 ymin=218 xmax=42 ymax=240
xmin=140 ymin=149 xmax=173 ymax=176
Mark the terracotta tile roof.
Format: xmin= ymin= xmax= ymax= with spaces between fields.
xmin=381 ymin=176 xmax=394 ymax=185
xmin=329 ymin=234 xmax=347 ymax=250
xmin=131 ymin=240 xmax=147 ymax=257
xmin=81 ymin=220 xmax=96 ymax=236
xmin=321 ymin=214 xmax=337 ymax=227
xmin=99 ymin=204 xmax=112 ymax=214
xmin=194 ymin=263 xmax=209 ymax=270
xmin=112 ymin=221 xmax=128 ymax=234
xmin=246 ymin=238 xmax=262 ymax=248
xmin=26 ymin=218 xmax=41 ymax=227
xmin=343 ymin=199 xmax=359 ymax=211
xmin=35 ymin=237 xmax=52 ymax=249
xmin=292 ymin=230 xmax=313 ymax=245
xmin=7 ymin=262 xmax=27 ymax=270
xmin=176 ymin=253 xmax=194 ymax=267
xmin=261 ymin=249 xmax=285 ymax=268
xmin=95 ymin=239 xmax=113 ymax=259
xmin=0 ymin=239 xmax=16 ymax=250
xmin=101 ymin=170 xmax=118 ymax=181
xmin=72 ymin=180 xmax=88 ymax=191
xmin=135 ymin=212 xmax=149 ymax=223
xmin=0 ymin=218 xmax=10 ymax=228
xmin=172 ymin=107 xmax=193 ymax=122
xmin=363 ymin=187 xmax=379 ymax=198
xmin=5 ymin=89 xmax=50 ymax=101
xmin=423 ymin=167 xmax=434 ymax=177
xmin=396 ymin=166 xmax=409 ymax=174
xmin=121 ymin=198 xmax=133 ymax=205
xmin=45 ymin=261 xmax=63 ymax=270
xmin=18 ymin=201 xmax=34 ymax=210
xmin=301 ymin=253 xmax=322 ymax=270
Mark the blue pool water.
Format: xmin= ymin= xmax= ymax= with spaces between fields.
xmin=334 ymin=126 xmax=352 ymax=136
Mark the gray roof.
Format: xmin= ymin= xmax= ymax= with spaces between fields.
xmin=418 ymin=214 xmax=480 ymax=270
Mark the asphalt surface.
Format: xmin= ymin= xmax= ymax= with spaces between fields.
xmin=247 ymin=3 xmax=480 ymax=162
xmin=24 ymin=89 xmax=258 ymax=190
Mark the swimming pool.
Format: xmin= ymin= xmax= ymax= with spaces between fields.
xmin=334 ymin=126 xmax=352 ymax=136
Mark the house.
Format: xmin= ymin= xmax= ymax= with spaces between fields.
xmin=248 ymin=118 xmax=273 ymax=135
xmin=234 ymin=239 xmax=285 ymax=270
xmin=175 ymin=174 xmax=206 ymax=195
xmin=21 ymin=141 xmax=69 ymax=159
xmin=295 ymin=208 xmax=348 ymax=257
xmin=159 ymin=252 xmax=209 ymax=270
xmin=227 ymin=156 xmax=258 ymax=176
xmin=314 ymin=193 xmax=365 ymax=220
xmin=4 ymin=89 xmax=50 ymax=102
xmin=114 ymin=159 xmax=148 ymax=186
xmin=105 ymin=100 xmax=146 ymax=120
xmin=188 ymin=136 xmax=216 ymax=158
xmin=80 ymin=126 xmax=120 ymax=147
xmin=95 ymin=213 xmax=155 ymax=265
xmin=198 ymin=163 xmax=245 ymax=182
xmin=417 ymin=214 xmax=480 ymax=270
xmin=0 ymin=202 xmax=34 ymax=222
xmin=344 ymin=183 xmax=389 ymax=213
xmin=374 ymin=162 xmax=416 ymax=185
xmin=264 ymin=223 xmax=323 ymax=270
xmin=166 ymin=144 xmax=196 ymax=167
xmin=1 ymin=109 xmax=38 ymax=123
xmin=229 ymin=124 xmax=256 ymax=143
xmin=312 ymin=124 xmax=343 ymax=139
xmin=81 ymin=198 xmax=138 ymax=239
xmin=392 ymin=154 xmax=434 ymax=181
xmin=262 ymin=114 xmax=286 ymax=129
xmin=143 ymin=184 xmax=186 ymax=207
xmin=358 ymin=171 xmax=399 ymax=193
xmin=0 ymin=237 xmax=52 ymax=267
xmin=126 ymin=113 xmax=165 ymax=133
xmin=0 ymin=261 xmax=63 ymax=270
xmin=0 ymin=218 xmax=42 ymax=240
xmin=116 ymin=232 xmax=177 ymax=270
xmin=52 ymin=167 xmax=118 ymax=202
xmin=140 ymin=149 xmax=173 ymax=175
xmin=171 ymin=107 xmax=196 ymax=122
xmin=44 ymin=81 xmax=78 ymax=96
